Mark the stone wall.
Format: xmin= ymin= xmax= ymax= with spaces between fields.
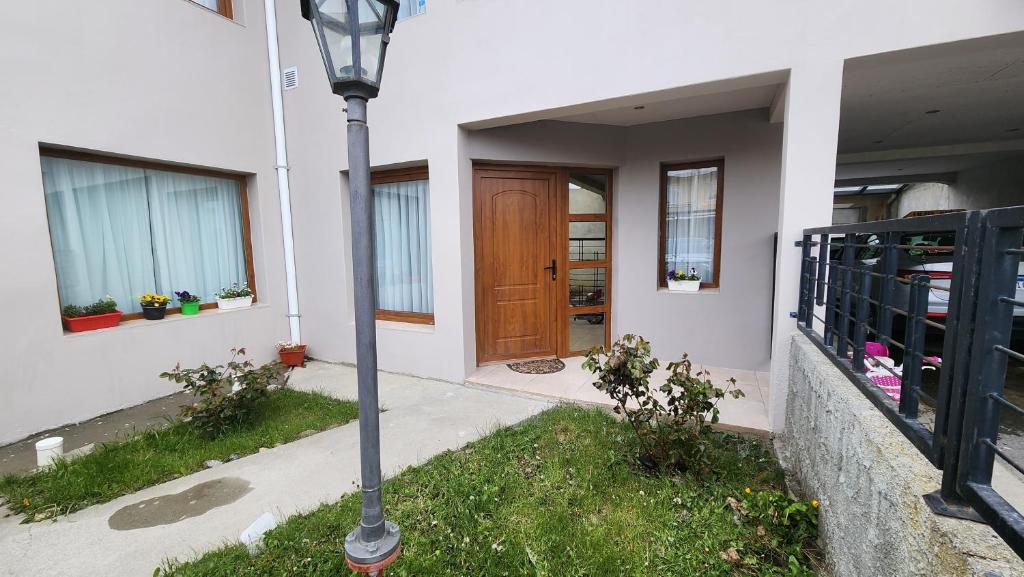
xmin=778 ymin=335 xmax=1022 ymax=577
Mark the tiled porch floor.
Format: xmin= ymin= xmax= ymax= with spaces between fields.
xmin=467 ymin=357 xmax=770 ymax=433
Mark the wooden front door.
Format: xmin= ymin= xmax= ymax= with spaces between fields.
xmin=474 ymin=168 xmax=558 ymax=363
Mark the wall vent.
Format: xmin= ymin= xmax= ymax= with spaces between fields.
xmin=283 ymin=66 xmax=298 ymax=90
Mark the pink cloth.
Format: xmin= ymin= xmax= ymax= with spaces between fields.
xmin=870 ymin=374 xmax=901 ymax=402
xmin=865 ymin=341 xmax=890 ymax=358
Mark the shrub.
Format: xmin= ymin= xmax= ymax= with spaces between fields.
xmin=582 ymin=334 xmax=743 ymax=473
xmin=160 ymin=348 xmax=284 ymax=437
xmin=61 ymin=296 xmax=117 ymax=318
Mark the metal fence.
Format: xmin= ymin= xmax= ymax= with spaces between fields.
xmin=798 ymin=206 xmax=1024 ymax=557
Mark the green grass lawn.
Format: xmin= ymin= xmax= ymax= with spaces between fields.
xmin=0 ymin=389 xmax=358 ymax=521
xmin=160 ymin=406 xmax=817 ymax=577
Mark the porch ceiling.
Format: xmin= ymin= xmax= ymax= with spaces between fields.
xmin=460 ymin=71 xmax=787 ymax=130
xmin=839 ymin=32 xmax=1024 ymax=155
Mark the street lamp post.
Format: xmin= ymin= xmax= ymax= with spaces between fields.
xmin=300 ymin=1 xmax=401 ymax=574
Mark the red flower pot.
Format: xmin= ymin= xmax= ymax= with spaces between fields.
xmin=62 ymin=311 xmax=123 ymax=333
xmin=278 ymin=345 xmax=307 ymax=367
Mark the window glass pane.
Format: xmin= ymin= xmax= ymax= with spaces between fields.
xmin=145 ymin=169 xmax=247 ymax=305
xmin=357 ymin=0 xmax=388 ymax=85
xmin=397 ymin=0 xmax=426 ymax=19
xmin=569 ymin=222 xmax=606 ymax=262
xmin=373 ymin=178 xmax=433 ymax=314
xmin=569 ymin=312 xmax=605 ymax=352
xmin=41 ymin=156 xmax=248 ymax=315
xmin=190 ymin=0 xmax=220 ymax=11
xmin=569 ymin=173 xmax=607 ymax=214
xmin=42 ymin=158 xmax=154 ymax=315
xmin=569 ymin=267 xmax=606 ymax=308
xmin=663 ymin=165 xmax=719 ymax=283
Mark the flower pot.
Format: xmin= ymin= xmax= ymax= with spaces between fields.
xmin=278 ymin=345 xmax=307 ymax=367
xmin=142 ymin=305 xmax=167 ymax=320
xmin=62 ymin=311 xmax=123 ymax=332
xmin=180 ymin=301 xmax=201 ymax=315
xmin=667 ymin=279 xmax=700 ymax=292
xmin=217 ymin=296 xmax=253 ymax=310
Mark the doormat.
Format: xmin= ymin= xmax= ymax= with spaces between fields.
xmin=507 ymin=359 xmax=565 ymax=374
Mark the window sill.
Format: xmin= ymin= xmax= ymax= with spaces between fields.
xmin=657 ymin=288 xmax=721 ymax=295
xmin=375 ymin=319 xmax=435 ymax=334
xmin=62 ymin=303 xmax=268 ymax=337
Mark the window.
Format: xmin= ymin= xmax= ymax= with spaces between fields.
xmin=189 ymin=0 xmax=232 ymax=18
xmin=371 ymin=167 xmax=433 ymax=324
xmin=41 ymin=151 xmax=254 ymax=320
xmin=658 ymin=160 xmax=723 ymax=288
xmin=397 ymin=0 xmax=426 ymax=19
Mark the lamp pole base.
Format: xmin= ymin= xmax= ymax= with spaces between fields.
xmin=344 ymin=521 xmax=401 ymax=575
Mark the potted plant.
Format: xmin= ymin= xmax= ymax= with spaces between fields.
xmin=215 ymin=283 xmax=254 ymax=310
xmin=276 ymin=341 xmax=307 ymax=367
xmin=139 ymin=293 xmax=170 ymax=320
xmin=667 ymin=268 xmax=701 ymax=292
xmin=61 ymin=297 xmax=122 ymax=332
xmin=175 ymin=291 xmax=202 ymax=316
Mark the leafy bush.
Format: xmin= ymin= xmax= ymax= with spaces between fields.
xmin=61 ymin=296 xmax=118 ymax=318
xmin=160 ymin=348 xmax=284 ymax=437
xmin=582 ymin=334 xmax=743 ymax=473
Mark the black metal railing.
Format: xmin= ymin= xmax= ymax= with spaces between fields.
xmin=798 ymin=206 xmax=1024 ymax=557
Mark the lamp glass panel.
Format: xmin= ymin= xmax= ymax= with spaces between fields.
xmin=357 ymin=0 xmax=388 ymax=85
xmin=317 ymin=0 xmax=355 ymax=81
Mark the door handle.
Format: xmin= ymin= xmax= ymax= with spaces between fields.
xmin=543 ymin=259 xmax=557 ymax=280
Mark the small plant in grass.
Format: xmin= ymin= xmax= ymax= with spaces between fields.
xmin=61 ymin=296 xmax=117 ymax=318
xmin=727 ymin=487 xmax=820 ymax=572
xmin=582 ymin=334 xmax=744 ymax=473
xmin=160 ymin=348 xmax=285 ymax=437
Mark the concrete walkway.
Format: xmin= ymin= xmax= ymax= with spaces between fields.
xmin=0 ymin=363 xmax=551 ymax=577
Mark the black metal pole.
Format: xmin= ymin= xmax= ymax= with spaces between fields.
xmin=343 ymin=94 xmax=400 ymax=573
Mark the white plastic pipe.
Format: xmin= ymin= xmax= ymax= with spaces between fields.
xmin=265 ymin=0 xmax=301 ymax=343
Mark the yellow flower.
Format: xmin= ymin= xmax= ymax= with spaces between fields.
xmin=811 ymin=499 xmax=819 ymax=508
xmin=744 ymin=487 xmax=752 ymax=494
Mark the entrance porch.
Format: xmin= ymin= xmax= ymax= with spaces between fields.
xmin=467 ymin=356 xmax=770 ymax=433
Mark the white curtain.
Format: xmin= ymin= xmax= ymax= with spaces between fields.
xmin=43 ymin=158 xmax=155 ymax=314
xmin=146 ymin=170 xmax=247 ymax=304
xmin=42 ymin=157 xmax=247 ymax=314
xmin=397 ymin=0 xmax=426 ymax=19
xmin=191 ymin=0 xmax=220 ymax=10
xmin=373 ymin=179 xmax=433 ymax=313
xmin=664 ymin=167 xmax=719 ymax=282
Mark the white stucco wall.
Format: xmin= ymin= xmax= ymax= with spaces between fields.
xmin=4 ymin=0 xmax=1024 ymax=442
xmin=0 ymin=0 xmax=288 ymax=444
xmin=463 ymin=111 xmax=782 ymax=370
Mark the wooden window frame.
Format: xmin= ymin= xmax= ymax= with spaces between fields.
xmin=190 ymin=0 xmax=233 ymax=18
xmin=40 ymin=147 xmax=257 ymax=323
xmin=370 ymin=166 xmax=434 ymax=325
xmin=657 ymin=159 xmax=724 ymax=289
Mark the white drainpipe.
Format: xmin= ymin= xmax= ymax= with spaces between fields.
xmin=265 ymin=0 xmax=301 ymax=343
